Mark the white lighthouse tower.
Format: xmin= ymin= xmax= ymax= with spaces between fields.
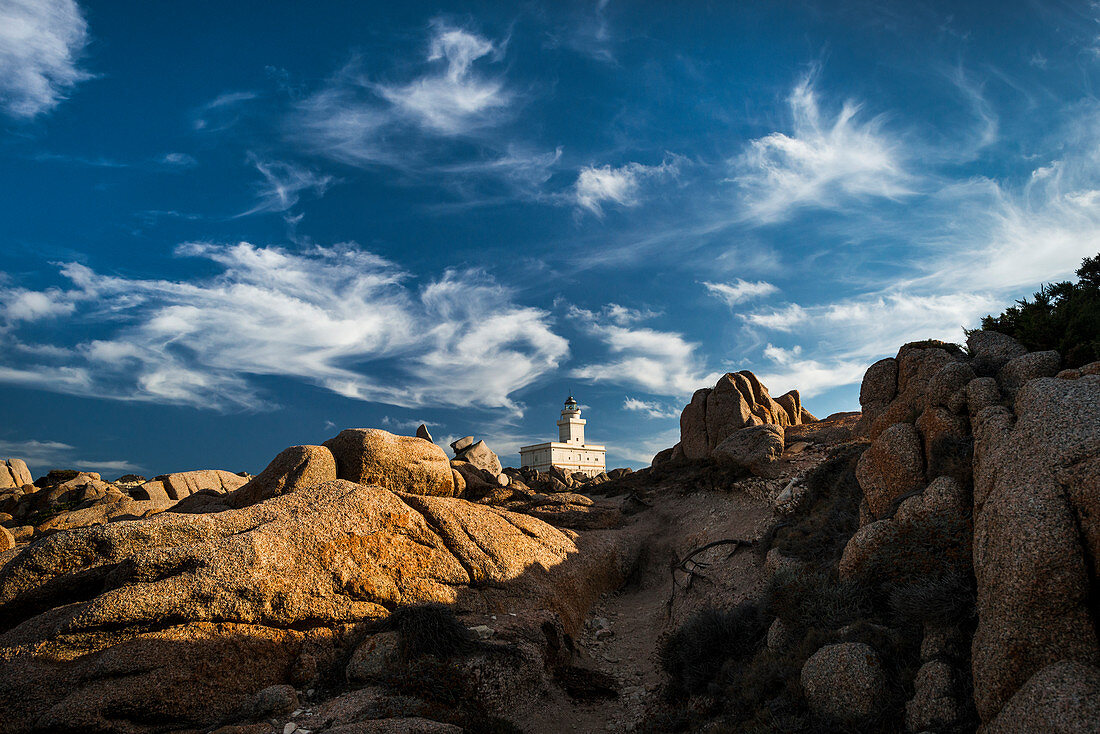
xmin=558 ymin=396 xmax=585 ymax=444
xmin=520 ymin=396 xmax=606 ymax=477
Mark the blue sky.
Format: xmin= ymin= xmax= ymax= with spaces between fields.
xmin=2 ymin=0 xmax=1100 ymax=477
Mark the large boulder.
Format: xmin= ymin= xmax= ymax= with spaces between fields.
xmin=140 ymin=470 xmax=248 ymax=501
xmin=971 ymin=375 xmax=1100 ymax=721
xmin=679 ymin=389 xmax=711 ymax=459
xmin=858 ymin=357 xmax=899 ymax=434
xmin=800 ymin=642 xmax=888 ymax=724
xmin=774 ymin=389 xmax=803 ymax=425
xmin=0 ymin=459 xmax=32 ymax=489
xmin=0 ymin=478 xmax=631 ymax=732
xmin=712 ymin=424 xmax=784 ymax=477
xmin=967 ymin=329 xmax=1027 ymax=374
xmin=225 ymin=445 xmax=337 ymax=509
xmin=998 ymin=350 xmax=1061 ymax=396
xmin=856 ymin=422 xmax=926 ymax=518
xmin=927 ymin=361 xmax=976 ymax=411
xmin=456 ymin=440 xmax=502 ymax=477
xmin=324 ymin=429 xmax=455 ymax=497
xmin=984 ymin=660 xmax=1100 ymax=734
xmin=837 ymin=518 xmax=892 ymax=580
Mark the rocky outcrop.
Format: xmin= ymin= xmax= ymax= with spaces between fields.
xmin=666 ymin=371 xmax=812 ymax=463
xmin=137 ymin=469 xmax=248 ymax=501
xmin=840 ymin=332 xmax=1100 ymax=726
xmin=0 ymin=473 xmax=636 ymax=732
xmin=856 ymin=340 xmax=965 ymax=439
xmin=0 ymin=459 xmax=32 ymax=490
xmin=324 ymin=428 xmax=455 ymax=497
xmin=971 ymin=371 xmax=1100 ymax=720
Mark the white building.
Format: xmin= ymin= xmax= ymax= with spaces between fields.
xmin=520 ymin=396 xmax=606 ymax=477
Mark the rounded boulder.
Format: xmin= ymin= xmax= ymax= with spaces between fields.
xmin=324 ymin=428 xmax=456 ymax=497
xmin=227 ymin=445 xmax=337 ymax=508
xmin=801 ymin=642 xmax=888 ymax=724
xmin=713 ymin=424 xmax=784 ymax=477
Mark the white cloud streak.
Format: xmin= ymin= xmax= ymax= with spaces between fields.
xmin=295 ymin=22 xmax=511 ymax=163
xmin=703 ymin=279 xmax=779 ymax=307
xmin=0 ymin=243 xmax=569 ymax=413
xmin=732 ymin=72 xmax=913 ymax=223
xmin=377 ymin=22 xmax=508 ymax=135
xmin=573 ymin=157 xmax=682 ymax=216
xmin=622 ymin=397 xmax=679 ymax=419
xmin=240 ymin=156 xmax=335 ymax=216
xmin=568 ymin=305 xmax=720 ymax=397
xmin=0 ymin=0 xmax=91 ymax=119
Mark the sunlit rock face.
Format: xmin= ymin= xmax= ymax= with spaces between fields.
xmin=659 ymin=370 xmax=810 ymax=467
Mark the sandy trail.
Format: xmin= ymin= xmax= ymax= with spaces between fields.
xmin=517 ymin=476 xmax=790 ymax=733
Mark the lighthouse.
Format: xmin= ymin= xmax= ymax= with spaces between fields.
xmin=519 ymin=396 xmax=607 ymax=477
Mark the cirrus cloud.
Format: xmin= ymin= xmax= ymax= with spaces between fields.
xmin=0 ymin=0 xmax=92 ymax=119
xmin=0 ymin=242 xmax=569 ymax=414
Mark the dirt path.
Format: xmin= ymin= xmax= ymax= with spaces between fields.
xmin=517 ymin=477 xmax=788 ymax=733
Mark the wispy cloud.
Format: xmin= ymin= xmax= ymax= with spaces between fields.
xmin=573 ymin=157 xmax=682 ymax=216
xmin=0 ymin=0 xmax=91 ymax=119
xmin=240 ymin=156 xmax=335 ymax=216
xmin=622 ymin=397 xmax=679 ymax=419
xmin=159 ymin=152 xmax=198 ymax=169
xmin=0 ymin=438 xmax=140 ymax=477
xmin=294 ymin=21 xmax=512 ymax=164
xmin=703 ymin=279 xmax=779 ymax=307
xmin=193 ymin=90 xmax=259 ymax=131
xmin=0 ymin=243 xmax=569 ymax=413
xmin=289 ymin=20 xmax=564 ymax=205
xmin=377 ymin=21 xmax=509 ymax=135
xmin=544 ymin=0 xmax=618 ymax=64
xmin=732 ymin=71 xmax=914 ymax=223
xmin=568 ymin=304 xmax=719 ymax=396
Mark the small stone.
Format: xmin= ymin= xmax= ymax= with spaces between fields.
xmin=283 ymin=724 xmax=298 ymax=734
xmin=469 ymin=624 xmax=495 ymax=640
xmin=588 ymin=616 xmax=610 ymax=630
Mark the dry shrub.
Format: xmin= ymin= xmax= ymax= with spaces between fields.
xmin=769 ymin=443 xmax=867 ymax=566
xmin=658 ymin=602 xmax=768 ymax=696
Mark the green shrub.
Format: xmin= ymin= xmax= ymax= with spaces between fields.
xmin=979 ymin=252 xmax=1100 ymax=368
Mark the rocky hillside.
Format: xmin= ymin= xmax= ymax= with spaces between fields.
xmin=0 ymin=329 xmax=1097 ymax=733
